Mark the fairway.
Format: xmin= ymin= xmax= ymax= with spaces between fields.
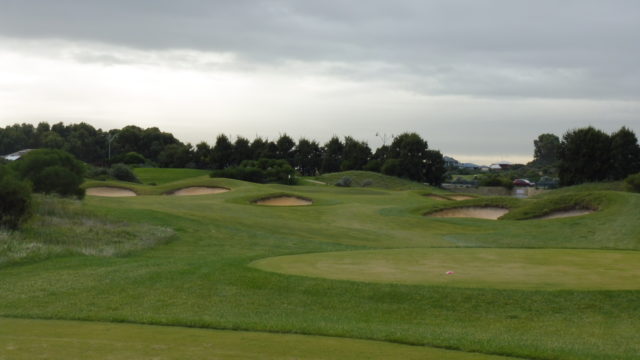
xmin=2 ymin=171 xmax=640 ymax=360
xmin=0 ymin=318 xmax=513 ymax=360
xmin=252 ymin=248 xmax=640 ymax=290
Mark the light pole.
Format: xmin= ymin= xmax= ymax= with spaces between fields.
xmin=107 ymin=132 xmax=118 ymax=161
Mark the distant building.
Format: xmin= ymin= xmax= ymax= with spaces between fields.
xmin=460 ymin=163 xmax=480 ymax=170
xmin=443 ymin=156 xmax=460 ymax=168
xmin=1 ymin=149 xmax=34 ymax=161
xmin=490 ymin=161 xmax=514 ymax=170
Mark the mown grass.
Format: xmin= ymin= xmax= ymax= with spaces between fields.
xmin=0 ymin=317 xmax=512 ymax=360
xmin=252 ymin=248 xmax=640 ymax=290
xmin=133 ymin=167 xmax=210 ymax=185
xmin=1 ymin=171 xmax=639 ymax=359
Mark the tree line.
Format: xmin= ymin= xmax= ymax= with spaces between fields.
xmin=531 ymin=126 xmax=640 ymax=186
xmin=0 ymin=122 xmax=446 ymax=185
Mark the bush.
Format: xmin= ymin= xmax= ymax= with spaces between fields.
xmin=625 ymin=173 xmax=640 ymax=192
xmin=211 ymin=158 xmax=295 ymax=185
xmin=34 ymin=166 xmax=85 ymax=198
xmin=123 ymin=152 xmax=146 ymax=165
xmin=362 ymin=179 xmax=373 ymax=187
xmin=479 ymin=174 xmax=514 ymax=189
xmin=335 ymin=177 xmax=352 ymax=187
xmin=12 ymin=149 xmax=85 ymax=198
xmin=110 ymin=163 xmax=140 ymax=183
xmin=86 ymin=166 xmax=110 ymax=181
xmin=0 ymin=165 xmax=32 ymax=229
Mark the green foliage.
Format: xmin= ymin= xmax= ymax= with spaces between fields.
xmin=558 ymin=126 xmax=640 ymax=186
xmin=12 ymin=149 xmax=85 ymax=198
xmin=109 ymin=164 xmax=140 ymax=183
xmin=611 ymin=127 xmax=640 ymax=180
xmin=211 ymin=158 xmax=296 ymax=184
xmin=320 ymin=136 xmax=344 ymax=173
xmin=478 ymin=174 xmax=513 ymax=189
xmin=625 ymin=172 xmax=640 ymax=192
xmin=294 ymin=138 xmax=322 ymax=176
xmin=211 ymin=134 xmax=233 ymax=169
xmin=340 ymin=136 xmax=371 ymax=171
xmin=0 ymin=166 xmax=32 ymax=229
xmin=122 ymin=152 xmax=146 ymax=165
xmin=533 ymin=133 xmax=560 ymax=165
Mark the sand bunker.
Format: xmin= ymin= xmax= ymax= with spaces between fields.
xmin=536 ymin=209 xmax=594 ymax=220
xmin=427 ymin=207 xmax=509 ymax=220
xmin=168 ymin=187 xmax=230 ymax=196
xmin=254 ymin=196 xmax=312 ymax=206
xmin=449 ymin=195 xmax=475 ymax=201
xmin=86 ymin=187 xmax=137 ymax=197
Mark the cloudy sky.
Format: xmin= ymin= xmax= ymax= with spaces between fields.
xmin=1 ymin=1 xmax=639 ymax=164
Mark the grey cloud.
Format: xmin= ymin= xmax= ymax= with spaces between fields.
xmin=1 ymin=0 xmax=640 ymax=99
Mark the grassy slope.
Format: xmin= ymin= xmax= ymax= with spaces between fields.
xmin=1 ymin=172 xmax=639 ymax=359
xmin=313 ymin=170 xmax=433 ymax=190
xmin=133 ymin=168 xmax=210 ymax=185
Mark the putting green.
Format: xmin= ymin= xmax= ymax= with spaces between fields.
xmin=0 ymin=318 xmax=512 ymax=360
xmin=251 ymin=248 xmax=640 ymax=290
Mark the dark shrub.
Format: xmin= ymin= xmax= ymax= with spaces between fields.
xmin=86 ymin=166 xmax=110 ymax=181
xmin=0 ymin=165 xmax=32 ymax=229
xmin=626 ymin=173 xmax=640 ymax=192
xmin=110 ymin=164 xmax=140 ymax=183
xmin=12 ymin=149 xmax=85 ymax=198
xmin=34 ymin=166 xmax=85 ymax=198
xmin=381 ymin=159 xmax=401 ymax=176
xmin=479 ymin=174 xmax=514 ymax=189
xmin=211 ymin=158 xmax=295 ymax=185
xmin=335 ymin=177 xmax=352 ymax=187
xmin=362 ymin=179 xmax=373 ymax=187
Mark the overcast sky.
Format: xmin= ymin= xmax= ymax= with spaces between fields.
xmin=1 ymin=0 xmax=639 ymax=164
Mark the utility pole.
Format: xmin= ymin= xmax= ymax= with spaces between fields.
xmin=107 ymin=132 xmax=118 ymax=161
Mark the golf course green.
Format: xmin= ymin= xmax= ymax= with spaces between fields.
xmin=0 ymin=168 xmax=639 ymax=359
xmin=252 ymin=248 xmax=640 ymax=290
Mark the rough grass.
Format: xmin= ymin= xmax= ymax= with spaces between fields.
xmin=314 ymin=170 xmax=430 ymax=190
xmin=1 ymin=173 xmax=639 ymax=359
xmin=0 ymin=195 xmax=174 ymax=267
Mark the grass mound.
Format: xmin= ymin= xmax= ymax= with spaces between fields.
xmin=314 ymin=171 xmax=429 ymax=190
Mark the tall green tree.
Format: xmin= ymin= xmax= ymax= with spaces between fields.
xmin=424 ymin=150 xmax=446 ymax=186
xmin=610 ymin=127 xmax=640 ymax=180
xmin=232 ymin=136 xmax=252 ymax=166
xmin=320 ymin=137 xmax=344 ymax=173
xmin=294 ymin=138 xmax=322 ymax=176
xmin=384 ymin=132 xmax=429 ymax=182
xmin=558 ymin=127 xmax=611 ymax=186
xmin=533 ymin=133 xmax=560 ymax=165
xmin=211 ymin=134 xmax=234 ymax=169
xmin=275 ymin=134 xmax=296 ymax=164
xmin=341 ymin=137 xmax=371 ymax=171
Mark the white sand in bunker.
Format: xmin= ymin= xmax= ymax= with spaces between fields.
xmin=86 ymin=187 xmax=137 ymax=197
xmin=168 ymin=187 xmax=230 ymax=196
xmin=536 ymin=209 xmax=594 ymax=220
xmin=449 ymin=195 xmax=475 ymax=201
xmin=254 ymin=196 xmax=312 ymax=206
xmin=428 ymin=207 xmax=509 ymax=220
